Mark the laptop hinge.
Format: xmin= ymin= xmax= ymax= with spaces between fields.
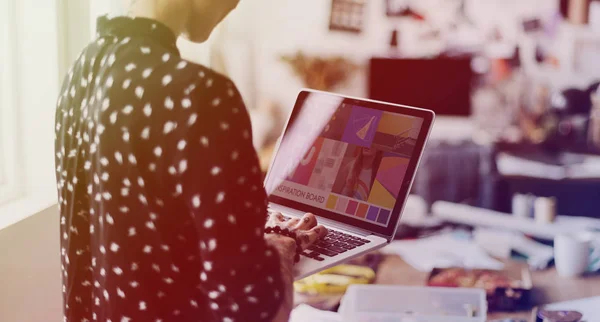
xmin=268 ymin=203 xmax=377 ymax=238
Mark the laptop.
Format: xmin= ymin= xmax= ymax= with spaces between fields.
xmin=264 ymin=89 xmax=435 ymax=280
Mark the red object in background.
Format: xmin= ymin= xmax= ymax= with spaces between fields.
xmin=546 ymin=56 xmax=561 ymax=67
xmin=399 ymin=7 xmax=426 ymax=20
xmin=491 ymin=59 xmax=511 ymax=83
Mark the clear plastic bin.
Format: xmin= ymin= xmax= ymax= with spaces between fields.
xmin=338 ymin=285 xmax=487 ymax=322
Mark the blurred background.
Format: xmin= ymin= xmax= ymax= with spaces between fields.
xmin=220 ymin=0 xmax=600 ymax=219
xmin=202 ymin=0 xmax=599 ymax=217
xmin=1 ymin=0 xmax=600 ymax=321
xmin=2 ymin=0 xmax=600 ymax=216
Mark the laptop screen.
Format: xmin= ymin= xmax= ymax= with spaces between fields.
xmin=265 ymin=90 xmax=433 ymax=236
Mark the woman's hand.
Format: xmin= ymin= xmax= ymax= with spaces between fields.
xmin=265 ymin=212 xmax=327 ymax=262
xmin=264 ymin=212 xmax=327 ymax=322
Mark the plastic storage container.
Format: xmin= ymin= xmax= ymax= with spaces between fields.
xmin=338 ymin=285 xmax=487 ymax=322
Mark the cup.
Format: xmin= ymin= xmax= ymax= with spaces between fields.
xmin=534 ymin=197 xmax=556 ymax=224
xmin=588 ymin=88 xmax=600 ymax=150
xmin=554 ymin=233 xmax=591 ymax=278
xmin=512 ymin=194 xmax=533 ymax=218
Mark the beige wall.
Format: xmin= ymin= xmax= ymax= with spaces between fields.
xmin=0 ymin=205 xmax=62 ymax=322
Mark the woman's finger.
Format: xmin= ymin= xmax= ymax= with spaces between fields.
xmin=295 ymin=213 xmax=317 ymax=230
xmin=297 ymin=225 xmax=328 ymax=250
xmin=314 ymin=225 xmax=328 ymax=239
xmin=273 ymin=212 xmax=286 ymax=222
xmin=266 ymin=212 xmax=285 ymax=227
xmin=286 ymin=217 xmax=300 ymax=228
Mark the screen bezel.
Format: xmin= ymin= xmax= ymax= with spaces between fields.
xmin=264 ymin=89 xmax=435 ymax=238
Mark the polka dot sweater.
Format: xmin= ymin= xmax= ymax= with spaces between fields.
xmin=54 ymin=16 xmax=284 ymax=322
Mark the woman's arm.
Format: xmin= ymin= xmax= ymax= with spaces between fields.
xmin=145 ymin=68 xmax=289 ymax=320
xmin=186 ymin=81 xmax=287 ymax=321
xmin=152 ymin=65 xmax=327 ymax=320
xmin=165 ymin=70 xmax=329 ymax=321
xmin=265 ymin=235 xmax=295 ymax=322
xmin=266 ymin=213 xmax=326 ymax=322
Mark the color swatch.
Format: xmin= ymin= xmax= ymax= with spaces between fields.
xmin=356 ymin=203 xmax=369 ymax=218
xmin=326 ymin=194 xmax=338 ymax=210
xmin=377 ymin=209 xmax=391 ymax=224
xmin=346 ymin=200 xmax=358 ymax=215
xmin=336 ymin=197 xmax=349 ymax=212
xmin=366 ymin=206 xmax=379 ymax=221
xmin=324 ymin=193 xmax=391 ymax=226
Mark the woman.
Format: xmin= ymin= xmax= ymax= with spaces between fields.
xmin=340 ymin=148 xmax=382 ymax=201
xmin=54 ymin=1 xmax=327 ymax=321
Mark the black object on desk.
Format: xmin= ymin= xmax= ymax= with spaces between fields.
xmin=494 ymin=142 xmax=600 ymax=219
xmin=411 ymin=140 xmax=499 ymax=211
xmin=410 ymin=139 xmax=600 ymax=220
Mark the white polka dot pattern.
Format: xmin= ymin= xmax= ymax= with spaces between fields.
xmin=54 ymin=15 xmax=283 ymax=322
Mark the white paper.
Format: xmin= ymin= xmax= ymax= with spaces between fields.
xmin=545 ymin=296 xmax=600 ymax=320
xmin=496 ymin=152 xmax=600 ymax=180
xmin=432 ymin=201 xmax=600 ymax=240
xmin=591 ymin=2 xmax=600 ymax=32
xmin=290 ymin=304 xmax=342 ymax=322
xmin=381 ymin=233 xmax=504 ymax=272
xmin=496 ymin=152 xmax=566 ymax=180
xmin=473 ymin=228 xmax=554 ymax=270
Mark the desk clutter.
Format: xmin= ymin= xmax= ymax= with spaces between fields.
xmin=292 ymin=285 xmax=598 ymax=321
xmin=293 ymin=253 xmax=384 ymax=309
xmin=294 ymin=264 xmax=376 ymax=295
xmin=293 ymin=285 xmax=488 ymax=322
xmin=427 ymin=267 xmax=532 ymax=312
xmin=430 ymin=202 xmax=600 ymax=274
xmin=339 ymin=285 xmax=487 ymax=322
xmin=294 ymin=201 xmax=600 ymax=321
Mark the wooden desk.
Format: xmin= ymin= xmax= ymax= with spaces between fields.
xmin=376 ymin=255 xmax=600 ymax=320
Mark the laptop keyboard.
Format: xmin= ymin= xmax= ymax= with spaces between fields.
xmin=302 ymin=230 xmax=371 ymax=261
xmin=268 ymin=212 xmax=371 ymax=261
